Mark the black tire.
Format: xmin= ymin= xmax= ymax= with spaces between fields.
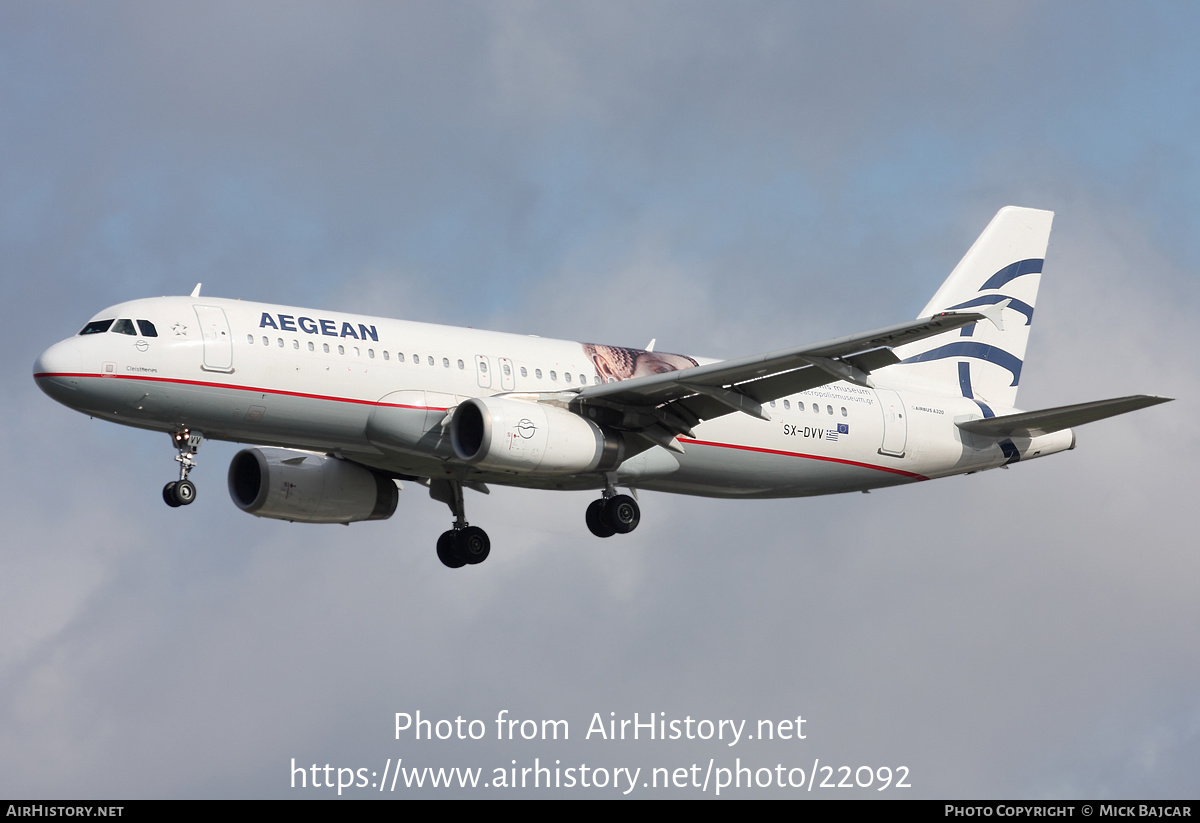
xmin=458 ymin=526 xmax=491 ymax=565
xmin=586 ymin=498 xmax=616 ymax=538
xmin=163 ymin=482 xmax=181 ymax=508
xmin=437 ymin=530 xmax=466 ymax=568
xmin=174 ymin=479 xmax=197 ymax=505
xmin=605 ymin=494 xmax=640 ymax=534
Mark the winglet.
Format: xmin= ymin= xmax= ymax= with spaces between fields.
xmin=190 ymin=283 xmax=202 ymax=298
xmin=976 ymin=298 xmax=1011 ymax=332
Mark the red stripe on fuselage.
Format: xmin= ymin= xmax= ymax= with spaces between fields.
xmin=677 ymin=437 xmax=928 ymax=480
xmin=35 ymin=372 xmax=927 ymax=479
xmin=32 ymin=372 xmax=449 ymax=411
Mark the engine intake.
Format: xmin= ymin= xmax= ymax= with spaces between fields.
xmin=228 ymin=448 xmax=398 ymax=523
xmin=449 ymin=396 xmax=624 ymax=474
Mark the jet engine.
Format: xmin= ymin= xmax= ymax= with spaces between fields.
xmin=227 ymin=447 xmax=398 ymax=523
xmin=449 ymin=396 xmax=625 ymax=474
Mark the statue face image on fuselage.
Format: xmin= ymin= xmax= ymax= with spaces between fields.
xmin=582 ymin=343 xmax=699 ymax=382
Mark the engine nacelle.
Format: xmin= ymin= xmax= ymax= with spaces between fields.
xmin=227 ymin=448 xmax=398 ymax=524
xmin=449 ymin=396 xmax=625 ymax=474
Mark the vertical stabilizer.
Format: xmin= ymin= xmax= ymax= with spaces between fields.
xmin=891 ymin=207 xmax=1053 ymax=410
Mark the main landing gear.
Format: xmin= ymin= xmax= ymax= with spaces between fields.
xmin=425 ymin=477 xmax=640 ymax=567
xmin=585 ymin=484 xmax=641 ymax=538
xmin=429 ymin=479 xmax=491 ymax=569
xmin=162 ymin=428 xmax=203 ymax=508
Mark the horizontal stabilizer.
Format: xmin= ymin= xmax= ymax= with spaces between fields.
xmin=956 ymin=395 xmax=1172 ymax=438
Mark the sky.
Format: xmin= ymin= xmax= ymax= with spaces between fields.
xmin=2 ymin=1 xmax=1197 ymax=799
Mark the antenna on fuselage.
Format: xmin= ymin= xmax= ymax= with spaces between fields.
xmin=190 ymin=283 xmax=202 ymax=297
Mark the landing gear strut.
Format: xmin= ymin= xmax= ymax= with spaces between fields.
xmin=163 ymin=428 xmax=202 ymax=508
xmin=429 ymin=478 xmax=491 ymax=568
xmin=586 ymin=480 xmax=641 ymax=538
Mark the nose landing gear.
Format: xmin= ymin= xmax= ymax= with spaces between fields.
xmin=162 ymin=479 xmax=196 ymax=507
xmin=163 ymin=429 xmax=203 ymax=508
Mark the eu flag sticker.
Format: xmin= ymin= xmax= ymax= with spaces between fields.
xmin=837 ymin=423 xmax=849 ymax=435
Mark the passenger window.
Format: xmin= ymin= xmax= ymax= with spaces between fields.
xmin=398 ymin=353 xmax=405 ymax=363
xmin=112 ymin=319 xmax=137 ymax=336
xmin=137 ymin=320 xmax=158 ymax=337
xmin=550 ymin=371 xmax=557 ymax=381
xmin=369 ymin=349 xmax=375 ymax=359
xmin=428 ymin=356 xmax=434 ymax=366
xmin=308 ymin=342 xmax=314 ymax=351
xmin=841 ymin=407 xmax=847 ymax=417
xmin=520 ymin=367 xmax=528 ymax=377
xmin=413 ymin=354 xmax=420 ymax=364
xmin=443 ymin=358 xmax=450 ymax=368
xmin=826 ymin=405 xmax=833 ymax=415
xmin=783 ymin=400 xmax=790 ymax=410
xmin=338 ymin=345 xmax=345 ymax=355
xmin=479 ymin=360 xmax=487 ymax=372
xmin=293 ymin=340 xmax=299 ymax=350
xmin=536 ymin=369 xmax=543 ymax=379
xmin=262 ymin=336 xmax=269 ymax=346
xmin=277 ymin=338 xmax=284 ymax=347
xmin=247 ymin=334 xmax=254 ymax=344
xmin=458 ymin=359 xmax=465 ymax=370
xmin=503 ymin=363 xmax=511 ymax=376
xmin=798 ymin=402 xmax=805 ymax=412
xmin=323 ymin=343 xmax=330 ymax=353
xmin=79 ymin=319 xmax=114 ymax=335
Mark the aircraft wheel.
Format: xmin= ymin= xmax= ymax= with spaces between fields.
xmin=586 ymin=499 xmax=616 ymax=538
xmin=163 ymin=482 xmax=182 ymax=508
xmin=437 ymin=530 xmax=466 ymax=569
xmin=174 ymin=479 xmax=197 ymax=506
xmin=459 ymin=526 xmax=491 ymax=565
xmin=605 ymin=494 xmax=640 ymax=535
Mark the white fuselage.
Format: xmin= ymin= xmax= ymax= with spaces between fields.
xmin=33 ymin=295 xmax=1073 ymax=501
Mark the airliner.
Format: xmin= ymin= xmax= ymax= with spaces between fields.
xmin=33 ymin=207 xmax=1170 ymax=568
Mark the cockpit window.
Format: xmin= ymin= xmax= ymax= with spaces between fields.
xmin=111 ymin=319 xmax=137 ymax=335
xmin=79 ymin=319 xmax=114 ymax=335
xmin=137 ymin=320 xmax=158 ymax=337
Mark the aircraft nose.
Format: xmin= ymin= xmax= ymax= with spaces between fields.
xmin=33 ymin=339 xmax=83 ymax=401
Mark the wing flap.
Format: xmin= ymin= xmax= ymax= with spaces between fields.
xmin=734 ymin=348 xmax=900 ymax=404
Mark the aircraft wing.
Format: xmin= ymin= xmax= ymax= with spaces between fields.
xmin=570 ymin=311 xmax=985 ymax=449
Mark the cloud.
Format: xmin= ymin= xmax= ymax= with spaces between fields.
xmin=3 ymin=2 xmax=1197 ymax=798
